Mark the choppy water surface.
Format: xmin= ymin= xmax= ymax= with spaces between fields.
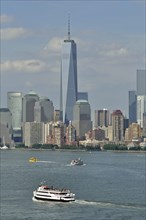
xmin=1 ymin=150 xmax=146 ymax=220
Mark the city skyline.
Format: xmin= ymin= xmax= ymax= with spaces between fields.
xmin=1 ymin=1 xmax=145 ymax=118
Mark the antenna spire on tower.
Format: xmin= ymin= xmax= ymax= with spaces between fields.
xmin=68 ymin=13 xmax=70 ymax=40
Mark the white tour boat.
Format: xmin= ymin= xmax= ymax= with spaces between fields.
xmin=70 ymin=158 xmax=83 ymax=166
xmin=32 ymin=183 xmax=75 ymax=202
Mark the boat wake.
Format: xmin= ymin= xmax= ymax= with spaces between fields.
xmin=37 ymin=161 xmax=56 ymax=163
xmin=74 ymin=199 xmax=146 ymax=210
xmin=65 ymin=164 xmax=86 ymax=167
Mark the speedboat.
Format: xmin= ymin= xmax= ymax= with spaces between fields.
xmin=32 ymin=183 xmax=75 ymax=202
xmin=70 ymin=158 xmax=83 ymax=166
xmin=29 ymin=157 xmax=38 ymax=163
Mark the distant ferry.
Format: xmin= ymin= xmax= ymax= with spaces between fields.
xmin=32 ymin=182 xmax=75 ymax=202
xmin=70 ymin=158 xmax=84 ymax=166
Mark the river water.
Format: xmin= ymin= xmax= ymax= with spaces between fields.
xmin=0 ymin=150 xmax=146 ymax=220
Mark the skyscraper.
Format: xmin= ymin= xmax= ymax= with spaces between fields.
xmin=137 ymin=95 xmax=146 ymax=128
xmin=7 ymin=92 xmax=22 ymax=129
xmin=22 ymin=90 xmax=39 ymax=122
xmin=72 ymin=100 xmax=92 ymax=139
xmin=136 ymin=69 xmax=146 ymax=128
xmin=137 ymin=69 xmax=146 ymax=95
xmin=60 ymin=16 xmax=78 ymax=125
xmin=94 ymin=109 xmax=109 ymax=128
xmin=111 ymin=110 xmax=124 ymax=142
xmin=129 ymin=91 xmax=137 ymax=124
xmin=34 ymin=97 xmax=54 ymax=123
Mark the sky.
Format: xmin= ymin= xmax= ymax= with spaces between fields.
xmin=0 ymin=0 xmax=145 ymax=120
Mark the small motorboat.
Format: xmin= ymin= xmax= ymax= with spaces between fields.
xmin=70 ymin=158 xmax=83 ymax=166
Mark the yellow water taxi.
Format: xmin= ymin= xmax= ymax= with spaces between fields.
xmin=29 ymin=157 xmax=38 ymax=163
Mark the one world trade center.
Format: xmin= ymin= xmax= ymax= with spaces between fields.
xmin=60 ymin=17 xmax=78 ymax=125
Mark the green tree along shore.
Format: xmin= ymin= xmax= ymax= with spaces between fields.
xmin=14 ymin=143 xmax=146 ymax=151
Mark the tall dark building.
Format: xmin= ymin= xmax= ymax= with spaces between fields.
xmin=22 ymin=91 xmax=39 ymax=122
xmin=129 ymin=91 xmax=137 ymax=124
xmin=60 ymin=16 xmax=78 ymax=125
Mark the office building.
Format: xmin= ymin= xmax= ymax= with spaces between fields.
xmin=54 ymin=110 xmax=61 ymax=122
xmin=7 ymin=92 xmax=22 ymax=129
xmin=129 ymin=91 xmax=137 ymax=124
xmin=0 ymin=108 xmax=12 ymax=144
xmin=52 ymin=121 xmax=65 ymax=147
xmin=72 ymin=100 xmax=92 ymax=139
xmin=94 ymin=109 xmax=109 ymax=128
xmin=7 ymin=92 xmax=23 ymax=144
xmin=60 ymin=17 xmax=78 ymax=124
xmin=34 ymin=97 xmax=54 ymax=123
xmin=92 ymin=128 xmax=105 ymax=141
xmin=23 ymin=122 xmax=44 ymax=147
xmin=111 ymin=110 xmax=124 ymax=142
xmin=137 ymin=95 xmax=146 ymax=128
xmin=66 ymin=121 xmax=76 ymax=145
xmin=22 ymin=90 xmax=39 ymax=122
xmin=125 ymin=123 xmax=141 ymax=142
xmin=137 ymin=69 xmax=146 ymax=95
xmin=142 ymin=113 xmax=146 ymax=137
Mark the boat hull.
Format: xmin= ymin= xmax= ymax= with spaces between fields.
xmin=33 ymin=190 xmax=75 ymax=202
xmin=33 ymin=196 xmax=75 ymax=202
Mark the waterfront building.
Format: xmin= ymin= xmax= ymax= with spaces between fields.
xmin=137 ymin=69 xmax=146 ymax=95
xmin=125 ymin=123 xmax=141 ymax=143
xmin=142 ymin=113 xmax=146 ymax=137
xmin=60 ymin=17 xmax=78 ymax=124
xmin=7 ymin=92 xmax=22 ymax=129
xmin=22 ymin=90 xmax=39 ymax=122
xmin=44 ymin=122 xmax=54 ymax=144
xmin=52 ymin=121 xmax=65 ymax=147
xmin=72 ymin=100 xmax=92 ymax=139
xmin=137 ymin=95 xmax=146 ymax=128
xmin=92 ymin=128 xmax=105 ymax=141
xmin=105 ymin=125 xmax=113 ymax=142
xmin=23 ymin=122 xmax=44 ymax=147
xmin=94 ymin=109 xmax=109 ymax=128
xmin=128 ymin=91 xmax=137 ymax=124
xmin=0 ymin=108 xmax=12 ymax=144
xmin=34 ymin=96 xmax=54 ymax=123
xmin=7 ymin=92 xmax=23 ymax=144
xmin=66 ymin=121 xmax=76 ymax=145
xmin=111 ymin=110 xmax=124 ymax=142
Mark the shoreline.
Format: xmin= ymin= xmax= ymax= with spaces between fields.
xmin=4 ymin=148 xmax=146 ymax=154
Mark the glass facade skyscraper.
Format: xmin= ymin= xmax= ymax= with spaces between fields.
xmin=60 ymin=20 xmax=78 ymax=125
xmin=137 ymin=69 xmax=146 ymax=95
xmin=129 ymin=91 xmax=137 ymax=124
xmin=7 ymin=92 xmax=22 ymax=129
xmin=136 ymin=69 xmax=146 ymax=128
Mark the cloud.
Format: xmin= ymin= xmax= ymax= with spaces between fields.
xmin=1 ymin=60 xmax=47 ymax=73
xmin=44 ymin=37 xmax=62 ymax=53
xmin=104 ymin=47 xmax=128 ymax=57
xmin=1 ymin=27 xmax=31 ymax=40
xmin=0 ymin=14 xmax=13 ymax=23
